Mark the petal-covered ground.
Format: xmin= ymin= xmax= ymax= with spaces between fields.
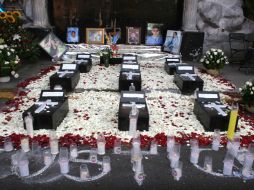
xmin=0 ymin=45 xmax=253 ymax=148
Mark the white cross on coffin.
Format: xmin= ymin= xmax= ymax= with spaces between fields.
xmin=204 ymin=102 xmax=227 ymax=116
xmin=34 ymin=100 xmax=59 ymax=113
xmin=57 ymin=70 xmax=74 ymax=78
xmin=180 ymin=73 xmax=197 ymax=81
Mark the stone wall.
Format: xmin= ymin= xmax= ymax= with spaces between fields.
xmin=196 ymin=0 xmax=254 ymax=55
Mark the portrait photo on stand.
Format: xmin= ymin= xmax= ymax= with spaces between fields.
xmin=126 ymin=27 xmax=141 ymax=45
xmin=162 ymin=30 xmax=182 ymax=54
xmin=105 ymin=27 xmax=121 ymax=44
xmin=86 ymin=28 xmax=105 ymax=44
xmin=145 ymin=23 xmax=164 ymax=46
xmin=39 ymin=32 xmax=67 ymax=59
xmin=67 ymin=27 xmax=79 ymax=43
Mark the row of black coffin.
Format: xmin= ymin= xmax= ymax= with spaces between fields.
xmin=22 ymin=54 xmax=236 ymax=134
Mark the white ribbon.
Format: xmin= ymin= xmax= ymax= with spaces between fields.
xmin=204 ymin=103 xmax=227 ymax=116
xmin=57 ymin=70 xmax=74 ymax=78
xmin=180 ymin=73 xmax=197 ymax=81
xmin=35 ymin=100 xmax=59 ymax=113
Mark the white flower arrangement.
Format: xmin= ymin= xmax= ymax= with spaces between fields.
xmin=200 ymin=48 xmax=229 ymax=70
xmin=240 ymin=81 xmax=254 ymax=106
xmin=0 ymin=39 xmax=20 ymax=78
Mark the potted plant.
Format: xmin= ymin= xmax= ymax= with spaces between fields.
xmin=0 ymin=38 xmax=20 ymax=82
xmin=200 ymin=48 xmax=229 ymax=76
xmin=239 ymin=81 xmax=254 ymax=113
xmin=99 ymin=47 xmax=113 ymax=67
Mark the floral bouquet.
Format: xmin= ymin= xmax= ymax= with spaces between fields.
xmin=239 ymin=81 xmax=254 ymax=109
xmin=200 ymin=48 xmax=229 ymax=70
xmin=0 ymin=11 xmax=40 ymax=61
xmin=0 ymin=38 xmax=20 ymax=79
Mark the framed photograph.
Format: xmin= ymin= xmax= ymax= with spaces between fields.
xmin=67 ymin=27 xmax=79 ymax=43
xmin=126 ymin=27 xmax=141 ymax=45
xmin=105 ymin=27 xmax=121 ymax=44
xmin=86 ymin=28 xmax=105 ymax=44
xmin=162 ymin=30 xmax=182 ymax=54
xmin=145 ymin=23 xmax=164 ymax=46
xmin=39 ymin=32 xmax=67 ymax=59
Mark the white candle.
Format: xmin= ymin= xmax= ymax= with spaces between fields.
xmin=190 ymin=148 xmax=200 ymax=164
xmin=59 ymin=160 xmax=69 ymax=174
xmin=114 ymin=138 xmax=121 ymax=154
xmin=80 ymin=164 xmax=90 ymax=180
xmin=242 ymin=166 xmax=251 ymax=178
xmin=212 ymin=129 xmax=220 ymax=151
xmin=102 ymin=156 xmax=111 ymax=173
xmin=97 ymin=142 xmax=105 ymax=155
xmin=18 ymin=159 xmax=29 ymax=177
xmin=172 ymin=161 xmax=182 ymax=181
xmin=167 ymin=136 xmax=175 ymax=153
xmin=70 ymin=143 xmax=78 ymax=159
xmin=89 ymin=148 xmax=98 ymax=163
xmin=43 ymin=150 xmax=52 ymax=166
xmin=204 ymin=156 xmax=213 ymax=172
xmin=97 ymin=134 xmax=106 ymax=155
xmin=150 ymin=140 xmax=158 ymax=155
xmin=134 ymin=158 xmax=142 ymax=173
xmin=223 ymin=152 xmax=234 ymax=176
xmin=25 ymin=112 xmax=34 ymax=138
xmin=50 ymin=139 xmax=59 ymax=155
xmin=21 ymin=137 xmax=30 ymax=152
xmin=11 ymin=153 xmax=18 ymax=166
xmin=4 ymin=137 xmax=13 ymax=152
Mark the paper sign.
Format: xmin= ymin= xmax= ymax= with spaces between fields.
xmin=122 ymin=104 xmax=146 ymax=108
xmin=166 ymin=58 xmax=180 ymax=62
xmin=122 ymin=64 xmax=139 ymax=70
xmin=168 ymin=55 xmax=180 ymax=58
xmin=77 ymin=54 xmax=90 ymax=59
xmin=123 ymin=93 xmax=144 ymax=99
xmin=177 ymin=66 xmax=193 ymax=71
xmin=198 ymin=94 xmax=219 ymax=99
xmin=123 ymin=56 xmax=136 ymax=61
xmin=42 ymin=91 xmax=64 ymax=97
xmin=62 ymin=64 xmax=77 ymax=70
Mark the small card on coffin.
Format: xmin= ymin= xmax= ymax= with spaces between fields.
xmin=118 ymin=91 xmax=149 ymax=131
xmin=119 ymin=71 xmax=142 ymax=91
xmin=122 ymin=54 xmax=138 ymax=62
xmin=22 ymin=90 xmax=69 ymax=130
xmin=164 ymin=57 xmax=183 ymax=75
xmin=121 ymin=64 xmax=140 ymax=73
xmin=76 ymin=53 xmax=92 ymax=73
xmin=49 ymin=63 xmax=80 ymax=92
xmin=193 ymin=91 xmax=236 ymax=131
xmin=174 ymin=65 xmax=204 ymax=95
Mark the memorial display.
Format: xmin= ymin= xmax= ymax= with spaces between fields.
xmin=163 ymin=30 xmax=182 ymax=54
xmin=145 ymin=23 xmax=164 ymax=46
xmin=86 ymin=28 xmax=105 ymax=45
xmin=126 ymin=27 xmax=141 ymax=45
xmin=67 ymin=27 xmax=79 ymax=43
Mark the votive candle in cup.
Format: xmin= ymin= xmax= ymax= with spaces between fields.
xmin=18 ymin=155 xmax=29 ymax=177
xmin=21 ymin=137 xmax=30 ymax=152
xmin=70 ymin=143 xmax=78 ymax=159
xmin=212 ymin=129 xmax=220 ymax=151
xmin=4 ymin=137 xmax=13 ymax=152
xmin=223 ymin=152 xmax=234 ymax=176
xmin=43 ymin=150 xmax=53 ymax=166
xmin=50 ymin=138 xmax=59 ymax=155
xmin=204 ymin=156 xmax=213 ymax=172
xmin=102 ymin=156 xmax=111 ymax=173
xmin=80 ymin=164 xmax=90 ymax=180
xmin=58 ymin=147 xmax=69 ymax=174
xmin=89 ymin=148 xmax=98 ymax=163
xmin=150 ymin=140 xmax=158 ymax=155
xmin=97 ymin=134 xmax=106 ymax=155
xmin=113 ymin=138 xmax=121 ymax=154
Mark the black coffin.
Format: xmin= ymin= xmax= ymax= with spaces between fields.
xmin=165 ymin=63 xmax=185 ymax=75
xmin=76 ymin=53 xmax=92 ymax=73
xmin=173 ymin=65 xmax=203 ymax=95
xmin=22 ymin=90 xmax=69 ymax=130
xmin=100 ymin=57 xmax=123 ymax=65
xmin=118 ymin=91 xmax=149 ymax=131
xmin=193 ymin=92 xmax=233 ymax=131
xmin=118 ymin=103 xmax=149 ymax=131
xmin=49 ymin=64 xmax=80 ymax=92
xmin=119 ymin=72 xmax=142 ymax=91
xmin=174 ymin=74 xmax=204 ymax=94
